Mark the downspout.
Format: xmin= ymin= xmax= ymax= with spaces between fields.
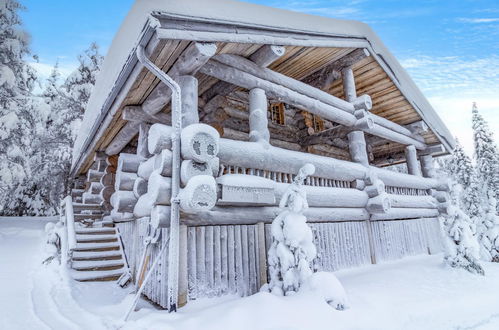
xmin=136 ymin=45 xmax=182 ymax=312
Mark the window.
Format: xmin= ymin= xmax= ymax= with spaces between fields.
xmin=269 ymin=103 xmax=285 ymax=125
xmin=312 ymin=114 xmax=325 ymax=132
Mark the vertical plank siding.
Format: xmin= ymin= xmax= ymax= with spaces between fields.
xmin=117 ymin=218 xmax=443 ymax=307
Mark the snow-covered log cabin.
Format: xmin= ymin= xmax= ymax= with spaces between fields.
xmin=61 ymin=0 xmax=454 ymax=311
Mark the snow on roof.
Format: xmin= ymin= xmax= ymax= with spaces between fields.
xmin=72 ymin=0 xmax=455 ymax=175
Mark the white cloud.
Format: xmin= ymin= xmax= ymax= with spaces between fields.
xmin=458 ymin=17 xmax=499 ymax=24
xmin=400 ymin=55 xmax=499 ymax=156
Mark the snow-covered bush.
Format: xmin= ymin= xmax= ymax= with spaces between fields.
xmin=42 ymin=222 xmax=61 ymax=265
xmin=441 ymin=181 xmax=484 ymax=275
xmin=267 ymin=164 xmax=317 ymax=296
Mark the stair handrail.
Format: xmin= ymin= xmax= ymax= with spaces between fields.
xmin=62 ymin=195 xmax=77 ymax=263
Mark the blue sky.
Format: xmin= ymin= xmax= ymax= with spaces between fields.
xmin=20 ymin=0 xmax=499 ymax=154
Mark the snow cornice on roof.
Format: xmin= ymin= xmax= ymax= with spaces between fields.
xmin=71 ymin=0 xmax=455 ymax=176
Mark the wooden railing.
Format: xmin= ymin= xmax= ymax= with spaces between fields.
xmin=60 ymin=195 xmax=76 ymax=265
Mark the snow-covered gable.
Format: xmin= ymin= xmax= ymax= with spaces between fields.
xmin=72 ymin=0 xmax=455 ymax=175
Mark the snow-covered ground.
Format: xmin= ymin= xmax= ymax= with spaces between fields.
xmin=2 ymin=217 xmax=499 ymax=330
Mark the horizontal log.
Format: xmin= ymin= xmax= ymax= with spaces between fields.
xmin=389 ymin=194 xmax=438 ymax=209
xmin=370 ymin=208 xmax=439 ymax=221
xmin=148 ymin=171 xmax=172 ymax=205
xmin=122 ymin=105 xmax=170 ymax=125
xmin=249 ymin=45 xmax=285 ymax=67
xmin=138 ymin=156 xmax=156 ymax=179
xmin=199 ymin=60 xmax=358 ymax=127
xmin=134 ymin=193 xmax=154 ymax=218
xmin=82 ymin=192 xmax=102 ymax=205
xmin=212 ymin=54 xmax=356 ymax=113
xmin=148 ymin=123 xmax=173 ymax=155
xmin=87 ymin=169 xmax=104 ymax=182
xmin=219 ymin=138 xmax=366 ymax=182
xmin=133 ymin=177 xmax=148 ymax=199
xmin=303 ymin=48 xmax=369 ymax=90
xmin=371 ymin=167 xmax=439 ymax=190
xmin=274 ymin=183 xmax=367 ymax=208
xmin=113 ymin=190 xmax=138 ymax=213
xmin=89 ymin=182 xmax=103 ymax=195
xmin=180 ymin=206 xmax=369 ymax=226
xmin=366 ymin=194 xmax=391 ymax=214
xmin=117 ymin=153 xmax=143 ymax=173
xmin=115 ymin=171 xmax=137 ymax=191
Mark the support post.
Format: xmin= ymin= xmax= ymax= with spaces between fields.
xmin=343 ymin=66 xmax=377 ymax=264
xmin=137 ymin=123 xmax=151 ymax=159
xmin=405 ymin=145 xmax=421 ymax=176
xmin=420 ymin=154 xmax=434 ymax=178
xmin=249 ymin=88 xmax=270 ymax=144
xmin=257 ymin=222 xmax=268 ymax=287
xmin=178 ymin=75 xmax=199 ymax=127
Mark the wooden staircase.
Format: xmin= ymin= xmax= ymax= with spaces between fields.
xmin=70 ymin=226 xmax=128 ymax=281
xmin=65 ymin=189 xmax=129 ymax=282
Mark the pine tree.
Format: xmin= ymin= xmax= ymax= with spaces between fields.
xmin=479 ymin=190 xmax=499 ymax=262
xmin=446 ymin=140 xmax=484 ymax=226
xmin=472 ymin=103 xmax=499 ymax=212
xmin=62 ymin=42 xmax=103 ymax=127
xmin=268 ymin=164 xmax=317 ymax=296
xmin=0 ymin=0 xmax=40 ymax=214
xmin=442 ymin=180 xmax=484 ymax=275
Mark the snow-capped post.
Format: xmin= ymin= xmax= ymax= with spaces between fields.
xmin=249 ymin=88 xmax=270 ymax=145
xmin=441 ymin=180 xmax=484 ymax=275
xmin=405 ymin=145 xmax=421 ymax=176
xmin=267 ymin=163 xmax=317 ymax=295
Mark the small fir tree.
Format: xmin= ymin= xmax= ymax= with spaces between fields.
xmin=479 ymin=191 xmax=499 ymax=262
xmin=268 ymin=164 xmax=317 ymax=296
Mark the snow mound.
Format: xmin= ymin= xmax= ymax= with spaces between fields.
xmin=302 ymin=271 xmax=349 ymax=311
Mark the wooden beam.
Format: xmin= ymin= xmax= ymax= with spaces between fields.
xmin=122 ymin=105 xmax=169 ymax=125
xmin=105 ymin=42 xmax=217 ymax=155
xmin=302 ymin=48 xmax=370 ymax=90
xmin=249 ymin=45 xmax=285 ymax=67
xmin=199 ymin=60 xmax=358 ymax=127
xmin=202 ymin=44 xmax=285 ymax=103
xmin=211 ymin=53 xmax=358 ymax=113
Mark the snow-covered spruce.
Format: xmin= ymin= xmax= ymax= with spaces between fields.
xmin=441 ymin=180 xmax=484 ymax=275
xmin=266 ymin=163 xmax=349 ymax=309
xmin=472 ymin=103 xmax=499 ymax=212
xmin=478 ymin=191 xmax=499 ymax=262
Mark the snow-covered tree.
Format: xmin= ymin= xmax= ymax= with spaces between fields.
xmin=267 ymin=163 xmax=317 ymax=296
xmin=478 ymin=191 xmax=499 ymax=262
xmin=0 ymin=0 xmax=40 ymax=214
xmin=472 ymin=103 xmax=499 ymax=211
xmin=441 ymin=180 xmax=484 ymax=275
xmin=63 ymin=42 xmax=103 ymax=130
xmin=446 ymin=140 xmax=484 ymax=227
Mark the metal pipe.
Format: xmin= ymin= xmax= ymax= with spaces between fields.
xmin=136 ymin=45 xmax=182 ymax=312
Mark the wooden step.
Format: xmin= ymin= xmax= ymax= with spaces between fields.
xmin=73 ymin=203 xmax=102 ymax=211
xmin=72 ymin=250 xmax=122 ymax=261
xmin=75 ymin=227 xmax=115 ymax=235
xmin=76 ymin=234 xmax=117 ymax=243
xmin=71 ymin=268 xmax=125 ymax=282
xmin=74 ymin=214 xmax=103 ymax=221
xmin=72 ymin=259 xmax=124 ymax=271
xmin=74 ymin=242 xmax=120 ymax=252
